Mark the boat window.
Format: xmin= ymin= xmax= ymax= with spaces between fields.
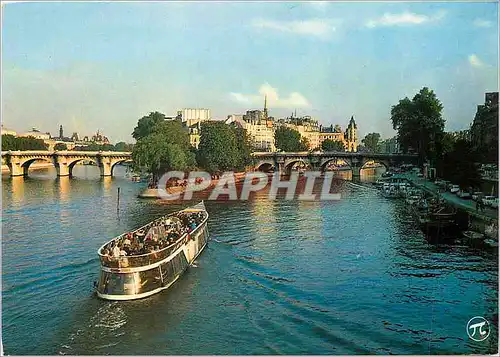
xmin=99 ymin=272 xmax=138 ymax=295
xmin=138 ymin=268 xmax=162 ymax=293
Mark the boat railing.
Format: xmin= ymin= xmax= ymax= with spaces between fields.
xmin=98 ymin=215 xmax=207 ymax=269
xmin=99 ymin=240 xmax=182 ymax=268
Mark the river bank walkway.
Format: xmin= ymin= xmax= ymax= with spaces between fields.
xmin=394 ymin=173 xmax=498 ymax=222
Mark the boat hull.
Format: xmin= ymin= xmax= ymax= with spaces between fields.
xmin=96 ymin=203 xmax=209 ymax=301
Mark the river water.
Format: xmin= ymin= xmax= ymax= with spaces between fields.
xmin=2 ymin=166 xmax=498 ymax=355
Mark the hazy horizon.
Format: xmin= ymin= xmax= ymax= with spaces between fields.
xmin=2 ymin=1 xmax=498 ymax=143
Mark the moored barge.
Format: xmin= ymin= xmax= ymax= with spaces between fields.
xmin=95 ymin=201 xmax=209 ymax=300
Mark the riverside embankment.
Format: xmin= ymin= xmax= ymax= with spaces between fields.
xmin=394 ymin=173 xmax=498 ymax=236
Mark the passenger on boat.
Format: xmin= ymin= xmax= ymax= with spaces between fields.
xmin=112 ymin=244 xmax=121 ymax=258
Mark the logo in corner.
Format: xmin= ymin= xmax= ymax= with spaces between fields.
xmin=467 ymin=316 xmax=490 ymax=342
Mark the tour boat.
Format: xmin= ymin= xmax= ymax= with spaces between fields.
xmin=95 ymin=201 xmax=209 ymax=300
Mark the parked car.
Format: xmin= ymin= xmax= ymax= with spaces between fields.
xmin=482 ymin=196 xmax=498 ymax=208
xmin=472 ymin=192 xmax=483 ymax=201
xmin=457 ymin=190 xmax=472 ymax=199
xmin=417 ymin=173 xmax=424 ymax=178
xmin=449 ymin=185 xmax=460 ymax=193
xmin=434 ymin=179 xmax=444 ymax=186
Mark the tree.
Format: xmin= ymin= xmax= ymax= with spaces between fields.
xmin=114 ymin=142 xmax=134 ymax=152
xmin=151 ymin=119 xmax=191 ymax=152
xmin=361 ymin=133 xmax=381 ymax=153
xmin=391 ymin=87 xmax=445 ymax=164
xmin=132 ymin=111 xmax=168 ymax=140
xmin=197 ymin=121 xmax=241 ymax=173
xmin=231 ymin=125 xmax=253 ymax=170
xmin=2 ymin=135 xmax=17 ymax=151
xmin=54 ymin=143 xmax=68 ymax=151
xmin=321 ymin=139 xmax=345 ymax=152
xmin=1 ymin=135 xmax=48 ymax=151
xmin=441 ymin=138 xmax=481 ymax=189
xmin=131 ymin=113 xmax=194 ymax=180
xmin=73 ymin=143 xmax=114 ymax=151
xmin=274 ymin=126 xmax=308 ymax=152
xmin=132 ymin=133 xmax=195 ymax=180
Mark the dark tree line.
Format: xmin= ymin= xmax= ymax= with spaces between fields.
xmin=131 ymin=112 xmax=253 ymax=178
xmin=390 ymin=86 xmax=481 ymax=189
xmin=2 ymin=135 xmax=48 ymax=151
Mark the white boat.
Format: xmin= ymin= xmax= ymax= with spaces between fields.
xmin=95 ymin=201 xmax=209 ymax=300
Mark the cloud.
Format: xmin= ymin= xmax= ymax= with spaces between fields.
xmin=251 ymin=18 xmax=336 ymax=38
xmin=468 ymin=54 xmax=484 ymax=67
xmin=473 ymin=18 xmax=493 ymax=28
xmin=365 ymin=10 xmax=445 ymax=28
xmin=230 ymin=83 xmax=311 ymax=109
xmin=308 ymin=1 xmax=329 ymax=11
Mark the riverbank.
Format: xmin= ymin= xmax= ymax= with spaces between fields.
xmin=386 ymin=172 xmax=498 ymax=240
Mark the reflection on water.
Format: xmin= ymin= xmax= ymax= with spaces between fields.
xmin=1 ymin=166 xmax=498 ymax=355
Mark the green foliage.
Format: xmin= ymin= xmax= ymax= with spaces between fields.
xmin=132 ymin=111 xmax=168 ymax=140
xmin=54 ymin=143 xmax=68 ymax=151
xmin=274 ymin=126 xmax=308 ymax=152
xmin=361 ymin=133 xmax=381 ymax=153
xmin=197 ymin=121 xmax=247 ymax=173
xmin=131 ymin=115 xmax=194 ymax=177
xmin=232 ymin=125 xmax=253 ymax=169
xmin=391 ymin=87 xmax=445 ymax=163
xmin=441 ymin=138 xmax=481 ymax=189
xmin=132 ymin=133 xmax=195 ymax=178
xmin=151 ymin=119 xmax=191 ymax=152
xmin=2 ymin=135 xmax=48 ymax=151
xmin=321 ymin=139 xmax=345 ymax=152
xmin=114 ymin=142 xmax=134 ymax=152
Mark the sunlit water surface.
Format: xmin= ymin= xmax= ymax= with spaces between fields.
xmin=2 ymin=166 xmax=498 ymax=354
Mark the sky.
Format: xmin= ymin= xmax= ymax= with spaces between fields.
xmin=1 ymin=1 xmax=498 ymax=143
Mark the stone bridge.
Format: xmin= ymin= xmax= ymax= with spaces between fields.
xmin=252 ymin=151 xmax=419 ymax=178
xmin=2 ymin=151 xmax=132 ymax=177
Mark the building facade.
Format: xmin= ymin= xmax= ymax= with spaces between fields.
xmin=470 ymin=92 xmax=499 ymax=163
xmin=280 ymin=115 xmax=320 ymax=150
xmin=318 ymin=124 xmax=345 ymax=149
xmin=18 ymin=128 xmax=51 ymax=140
xmin=241 ymin=97 xmax=276 ymax=152
xmin=178 ymin=108 xmax=211 ymax=127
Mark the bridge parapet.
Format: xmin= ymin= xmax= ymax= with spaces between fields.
xmin=252 ymin=151 xmax=418 ymax=175
xmin=2 ymin=151 xmax=132 ymax=177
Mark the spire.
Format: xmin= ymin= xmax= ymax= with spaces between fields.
xmin=263 ymin=95 xmax=268 ymax=119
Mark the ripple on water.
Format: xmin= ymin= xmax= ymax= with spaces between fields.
xmin=2 ymin=172 xmax=498 ymax=355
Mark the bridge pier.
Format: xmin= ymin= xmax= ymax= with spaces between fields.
xmin=97 ymin=156 xmax=113 ymax=176
xmin=352 ymin=166 xmax=361 ymax=180
xmin=55 ymin=163 xmax=70 ymax=177
xmin=8 ymin=162 xmax=27 ymax=177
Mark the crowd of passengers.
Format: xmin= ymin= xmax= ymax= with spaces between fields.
xmin=101 ymin=211 xmax=206 ymax=260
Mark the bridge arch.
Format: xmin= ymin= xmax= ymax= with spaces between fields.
xmin=320 ymin=157 xmax=352 ymax=172
xmin=110 ymin=158 xmax=134 ymax=176
xmin=66 ymin=158 xmax=99 ymax=177
xmin=283 ymin=159 xmax=312 ymax=175
xmin=255 ymin=160 xmax=276 ymax=172
xmin=360 ymin=159 xmax=389 ymax=171
xmin=17 ymin=157 xmax=55 ymax=177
